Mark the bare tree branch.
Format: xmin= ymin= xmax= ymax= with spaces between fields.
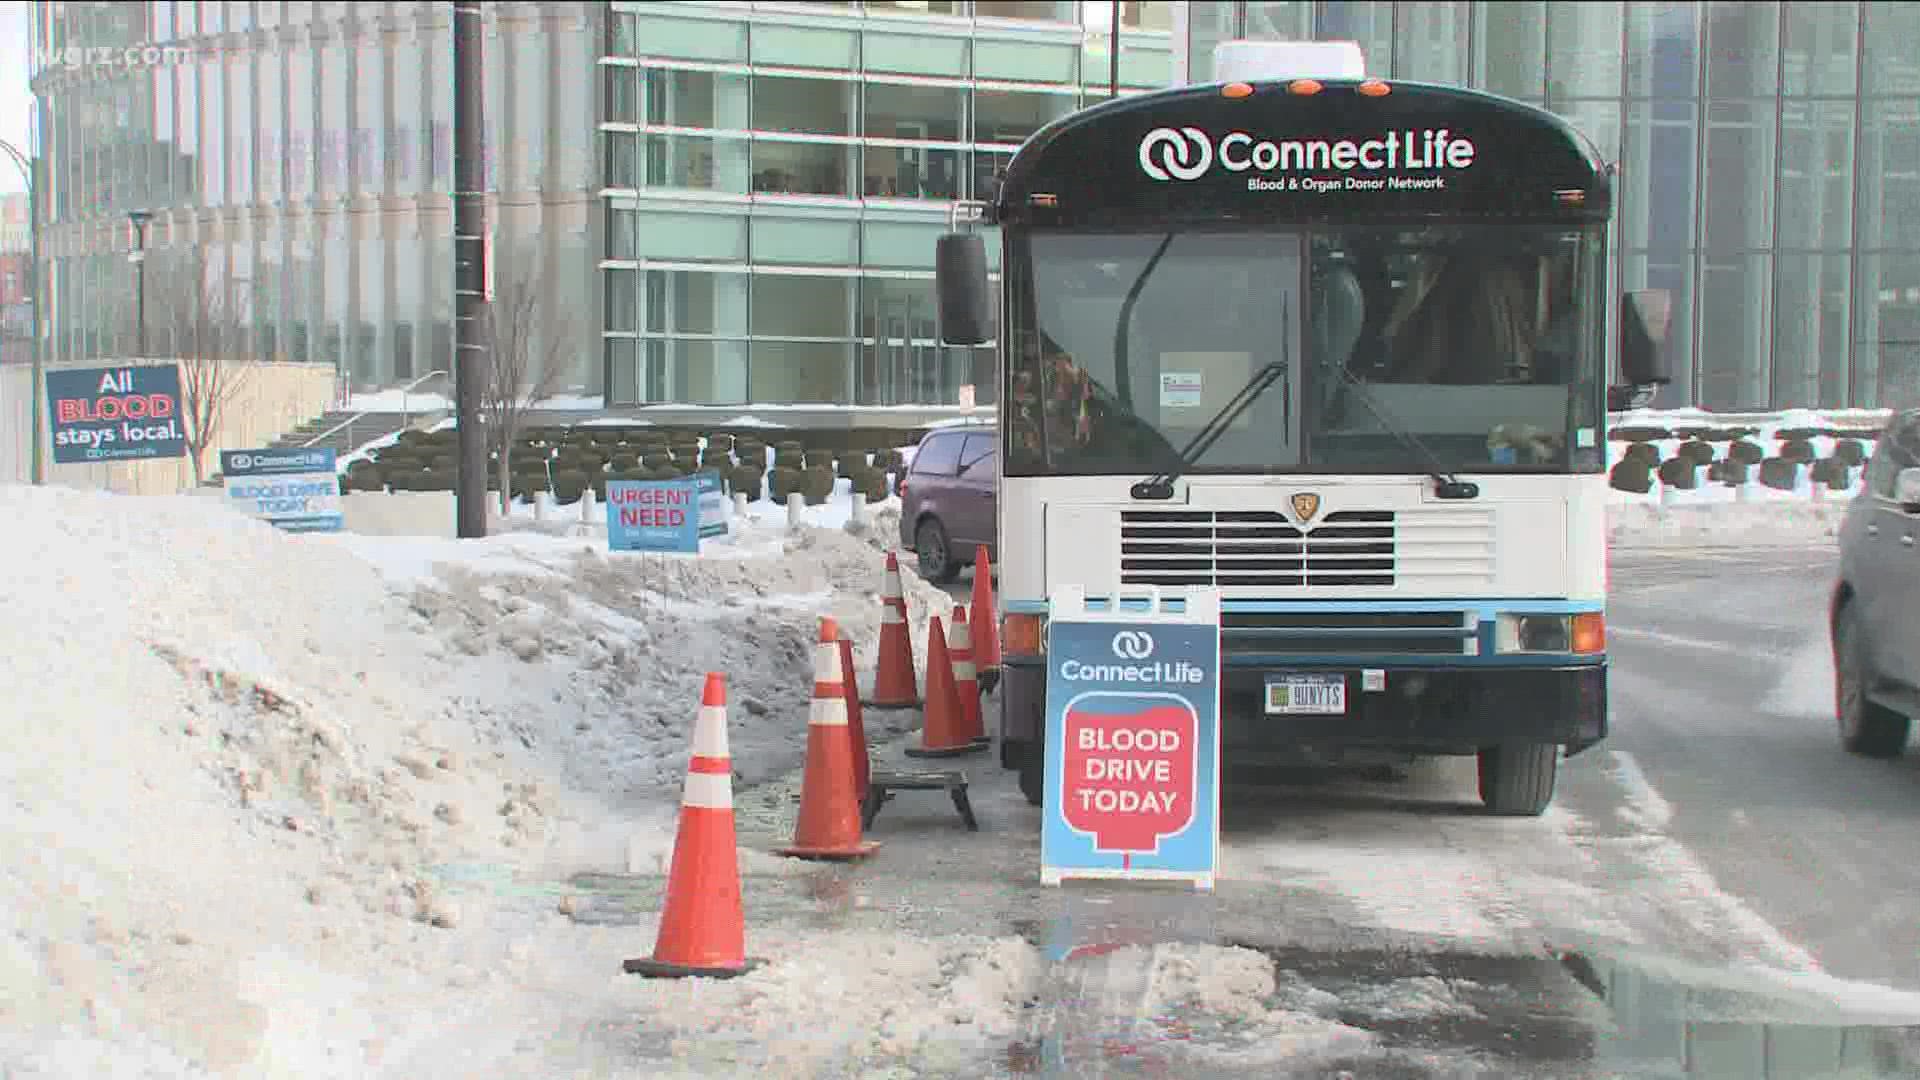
xmin=482 ymin=261 xmax=572 ymax=514
xmin=152 ymin=252 xmax=253 ymax=486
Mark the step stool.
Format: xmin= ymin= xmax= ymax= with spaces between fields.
xmin=862 ymin=769 xmax=978 ymax=832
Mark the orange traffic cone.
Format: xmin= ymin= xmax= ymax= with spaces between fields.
xmin=778 ymin=617 xmax=881 ymax=861
xmin=864 ymin=551 xmax=920 ymax=710
xmin=837 ymin=630 xmax=871 ymax=805
xmin=905 ymin=614 xmax=988 ymax=759
xmin=624 ymin=673 xmax=762 ymax=979
xmin=948 ymin=605 xmax=990 ymax=747
xmin=970 ymin=545 xmax=1001 ymax=682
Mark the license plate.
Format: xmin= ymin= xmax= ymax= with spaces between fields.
xmin=1265 ymin=674 xmax=1347 ymax=715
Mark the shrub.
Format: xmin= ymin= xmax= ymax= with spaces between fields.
xmin=1757 ymin=458 xmax=1800 ymax=491
xmin=1623 ymin=442 xmax=1661 ymax=466
xmin=1656 ymin=457 xmax=1699 ymax=490
xmin=801 ymin=465 xmax=835 ymax=505
xmin=1611 ymin=425 xmax=1671 ymax=443
xmin=1727 ymin=439 xmax=1767 ymax=466
xmin=768 ymin=466 xmax=804 ymax=502
xmin=1677 ymin=440 xmax=1717 ymax=465
xmin=1810 ymin=457 xmax=1853 ymax=490
xmin=852 ymin=467 xmax=889 ymax=503
xmin=1609 ymin=459 xmax=1654 ymax=494
xmin=729 ymin=465 xmax=765 ymax=501
xmin=551 ymin=468 xmax=589 ymax=504
xmin=1778 ymin=438 xmax=1816 ymax=464
xmin=1708 ymin=460 xmax=1749 ymax=486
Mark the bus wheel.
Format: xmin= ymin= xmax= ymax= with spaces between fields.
xmin=1478 ymin=743 xmax=1558 ymax=816
xmin=1019 ymin=741 xmax=1044 ymax=807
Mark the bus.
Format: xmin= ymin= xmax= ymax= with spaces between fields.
xmin=932 ymin=40 xmax=1670 ymax=817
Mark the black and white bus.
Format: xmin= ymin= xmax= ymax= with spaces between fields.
xmin=934 ymin=40 xmax=1671 ymax=816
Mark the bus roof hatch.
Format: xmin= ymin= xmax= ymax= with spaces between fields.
xmin=1209 ymin=40 xmax=1366 ymax=84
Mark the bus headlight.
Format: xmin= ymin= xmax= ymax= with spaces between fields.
xmin=1002 ymin=613 xmax=1047 ymax=659
xmin=1495 ymin=613 xmax=1606 ymax=654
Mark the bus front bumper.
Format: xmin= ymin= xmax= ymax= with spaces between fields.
xmin=997 ymin=660 xmax=1606 ymax=759
xmin=1219 ymin=663 xmax=1607 ymax=757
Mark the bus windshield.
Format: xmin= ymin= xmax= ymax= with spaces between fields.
xmin=1003 ymin=223 xmax=1607 ymax=477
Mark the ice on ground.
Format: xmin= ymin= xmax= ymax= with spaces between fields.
xmin=1764 ymin=635 xmax=1837 ymax=719
xmin=1081 ymin=944 xmax=1374 ymax=1068
xmin=1608 ymin=751 xmax=1676 ymax=832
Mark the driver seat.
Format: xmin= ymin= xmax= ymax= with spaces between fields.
xmin=1312 ymin=258 xmax=1367 ymax=426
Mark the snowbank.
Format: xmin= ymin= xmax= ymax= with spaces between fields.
xmin=1607 ymin=500 xmax=1850 ymax=550
xmin=0 ymin=483 xmax=958 ymax=1076
xmin=316 ymin=515 xmax=955 ymax=801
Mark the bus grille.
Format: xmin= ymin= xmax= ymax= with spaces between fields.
xmin=1119 ymin=509 xmax=1395 ymax=588
xmin=1220 ymin=609 xmax=1477 ymax=656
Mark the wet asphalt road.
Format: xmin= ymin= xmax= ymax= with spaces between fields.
xmin=539 ymin=544 xmax=1920 ymax=1076
xmin=1603 ymin=543 xmax=1920 ymax=993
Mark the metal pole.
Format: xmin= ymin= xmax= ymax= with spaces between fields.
xmin=28 ymin=137 xmax=42 ymax=483
xmin=1 ymin=135 xmax=43 ymax=484
xmin=135 ymin=259 xmax=147 ymax=358
xmin=452 ymin=0 xmax=489 ymax=539
xmin=1109 ymin=0 xmax=1122 ymax=99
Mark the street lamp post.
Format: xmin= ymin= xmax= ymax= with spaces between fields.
xmin=127 ymin=209 xmax=152 ymax=358
xmin=0 ymin=136 xmax=43 ymax=484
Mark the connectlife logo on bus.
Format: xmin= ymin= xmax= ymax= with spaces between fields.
xmin=1137 ymin=126 xmax=1479 ymax=188
xmin=1137 ymin=127 xmax=1214 ymax=181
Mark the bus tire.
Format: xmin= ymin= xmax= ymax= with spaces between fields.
xmin=1478 ymin=743 xmax=1558 ymax=816
xmin=1019 ymin=740 xmax=1045 ymax=807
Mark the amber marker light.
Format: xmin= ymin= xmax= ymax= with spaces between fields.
xmin=1358 ymin=78 xmax=1392 ymax=97
xmin=1222 ymin=81 xmax=1255 ymax=99
xmin=1287 ymin=78 xmax=1323 ymax=95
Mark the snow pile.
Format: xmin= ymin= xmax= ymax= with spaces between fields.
xmin=610 ymin=932 xmax=1042 ymax=1077
xmin=1333 ymin=975 xmax=1482 ymax=1022
xmin=1114 ymin=944 xmax=1374 ymax=1067
xmin=322 ymin=519 xmax=954 ymax=803
xmin=1607 ymin=500 xmax=1850 ymax=550
xmin=0 ymin=483 xmax=958 ymax=1076
xmin=0 ymin=484 xmax=596 ymax=1074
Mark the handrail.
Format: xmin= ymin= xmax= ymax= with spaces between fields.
xmin=303 ymin=369 xmax=452 ymax=448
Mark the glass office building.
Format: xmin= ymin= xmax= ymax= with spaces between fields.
xmin=601 ymin=0 xmax=1172 ymax=406
xmin=29 ymin=1 xmax=599 ymax=394
xmin=32 ymin=2 xmax=1920 ymax=411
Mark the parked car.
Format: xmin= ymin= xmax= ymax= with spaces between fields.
xmin=899 ymin=424 xmax=997 ymax=584
xmin=1831 ymin=407 xmax=1920 ymax=757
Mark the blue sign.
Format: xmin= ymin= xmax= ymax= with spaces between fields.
xmin=607 ymin=478 xmax=702 ymax=553
xmin=693 ymin=470 xmax=728 ymax=539
xmin=45 ymin=364 xmax=188 ymax=464
xmin=1041 ymin=589 xmax=1222 ymax=890
xmin=221 ymin=448 xmax=344 ymax=532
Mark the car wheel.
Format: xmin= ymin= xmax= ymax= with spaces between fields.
xmin=916 ymin=518 xmax=960 ymax=584
xmin=1834 ymin=603 xmax=1909 ymax=759
xmin=1477 ymin=743 xmax=1558 ymax=816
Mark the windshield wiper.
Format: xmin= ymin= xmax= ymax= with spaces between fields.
xmin=1112 ymin=234 xmax=1177 ymax=411
xmin=1131 ymin=296 xmax=1293 ymax=501
xmin=1322 ymin=358 xmax=1480 ymax=500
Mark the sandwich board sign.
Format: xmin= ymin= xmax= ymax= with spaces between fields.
xmin=1040 ymin=585 xmax=1223 ymax=891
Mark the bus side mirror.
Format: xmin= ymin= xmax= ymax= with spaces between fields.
xmin=935 ymin=233 xmax=994 ymax=347
xmin=1619 ymin=289 xmax=1673 ymax=388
